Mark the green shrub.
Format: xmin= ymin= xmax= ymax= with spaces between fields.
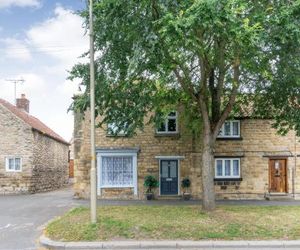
xmin=181 ymin=177 xmax=191 ymax=192
xmin=144 ymin=175 xmax=159 ymax=193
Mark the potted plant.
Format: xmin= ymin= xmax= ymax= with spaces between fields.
xmin=181 ymin=177 xmax=191 ymax=200
xmin=144 ymin=175 xmax=159 ymax=200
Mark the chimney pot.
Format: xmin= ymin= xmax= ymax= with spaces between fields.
xmin=16 ymin=94 xmax=30 ymax=113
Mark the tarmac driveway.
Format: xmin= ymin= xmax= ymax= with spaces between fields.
xmin=0 ymin=187 xmax=84 ymax=250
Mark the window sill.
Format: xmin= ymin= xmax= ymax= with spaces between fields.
xmin=216 ymin=137 xmax=243 ymax=141
xmin=214 ymin=178 xmax=243 ymax=181
xmin=106 ymin=134 xmax=129 ymax=138
xmin=100 ymin=186 xmax=134 ymax=189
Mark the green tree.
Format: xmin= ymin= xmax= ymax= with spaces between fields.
xmin=70 ymin=0 xmax=300 ymax=210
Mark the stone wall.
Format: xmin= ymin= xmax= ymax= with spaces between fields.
xmin=30 ymin=131 xmax=69 ymax=193
xmin=0 ymin=105 xmax=34 ymax=194
xmin=214 ymin=119 xmax=300 ymax=199
xmin=74 ymin=110 xmax=197 ymax=199
xmin=74 ymin=110 xmax=300 ymax=200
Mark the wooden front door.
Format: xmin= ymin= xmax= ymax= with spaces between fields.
xmin=160 ymin=160 xmax=178 ymax=195
xmin=269 ymin=159 xmax=287 ymax=193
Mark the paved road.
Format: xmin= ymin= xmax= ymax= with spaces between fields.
xmin=0 ymin=187 xmax=84 ymax=250
xmin=1 ymin=187 xmax=300 ymax=250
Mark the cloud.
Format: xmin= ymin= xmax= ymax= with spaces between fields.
xmin=1 ymin=38 xmax=32 ymax=61
xmin=0 ymin=6 xmax=88 ymax=141
xmin=27 ymin=6 xmax=88 ymax=69
xmin=56 ymin=78 xmax=82 ymax=97
xmin=0 ymin=0 xmax=40 ymax=9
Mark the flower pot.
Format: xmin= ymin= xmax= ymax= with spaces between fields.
xmin=182 ymin=193 xmax=191 ymax=201
xmin=146 ymin=193 xmax=154 ymax=200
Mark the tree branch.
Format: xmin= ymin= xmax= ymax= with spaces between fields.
xmin=212 ymin=58 xmax=240 ymax=140
xmin=173 ymin=67 xmax=198 ymax=103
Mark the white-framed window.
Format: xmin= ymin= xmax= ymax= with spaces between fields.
xmin=107 ymin=123 xmax=127 ymax=136
xmin=97 ymin=150 xmax=138 ymax=195
xmin=5 ymin=157 xmax=22 ymax=172
xmin=215 ymin=158 xmax=240 ymax=178
xmin=156 ymin=111 xmax=178 ymax=134
xmin=218 ymin=120 xmax=240 ymax=138
xmin=101 ymin=156 xmax=133 ymax=186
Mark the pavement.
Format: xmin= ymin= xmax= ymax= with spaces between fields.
xmin=1 ymin=187 xmax=300 ymax=250
xmin=96 ymin=198 xmax=300 ymax=206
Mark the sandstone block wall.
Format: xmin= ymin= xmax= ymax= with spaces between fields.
xmin=74 ymin=111 xmax=198 ymax=199
xmin=74 ymin=110 xmax=300 ymax=200
xmin=214 ymin=119 xmax=300 ymax=199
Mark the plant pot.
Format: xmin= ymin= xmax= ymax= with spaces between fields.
xmin=182 ymin=193 xmax=191 ymax=201
xmin=146 ymin=193 xmax=154 ymax=200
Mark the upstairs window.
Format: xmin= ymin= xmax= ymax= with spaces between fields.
xmin=218 ymin=120 xmax=240 ymax=138
xmin=107 ymin=123 xmax=127 ymax=136
xmin=215 ymin=158 xmax=240 ymax=179
xmin=5 ymin=157 xmax=22 ymax=172
xmin=156 ymin=112 xmax=178 ymax=134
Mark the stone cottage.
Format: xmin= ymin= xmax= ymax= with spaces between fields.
xmin=0 ymin=95 xmax=69 ymax=194
xmin=74 ymin=110 xmax=300 ymax=200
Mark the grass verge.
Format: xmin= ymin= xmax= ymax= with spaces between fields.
xmin=45 ymin=205 xmax=300 ymax=241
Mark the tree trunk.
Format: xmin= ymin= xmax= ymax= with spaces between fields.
xmin=201 ymin=132 xmax=216 ymax=211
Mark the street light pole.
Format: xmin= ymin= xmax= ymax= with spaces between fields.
xmin=89 ymin=0 xmax=97 ymax=224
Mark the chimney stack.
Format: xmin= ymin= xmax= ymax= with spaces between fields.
xmin=16 ymin=94 xmax=30 ymax=113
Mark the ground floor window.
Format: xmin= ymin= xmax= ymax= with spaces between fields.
xmin=5 ymin=157 xmax=22 ymax=172
xmin=97 ymin=149 xmax=138 ymax=195
xmin=215 ymin=158 xmax=240 ymax=178
xmin=101 ymin=156 xmax=133 ymax=186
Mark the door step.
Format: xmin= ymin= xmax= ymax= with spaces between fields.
xmin=157 ymin=195 xmax=182 ymax=200
xmin=265 ymin=193 xmax=294 ymax=201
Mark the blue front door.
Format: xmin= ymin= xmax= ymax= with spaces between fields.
xmin=160 ymin=160 xmax=178 ymax=195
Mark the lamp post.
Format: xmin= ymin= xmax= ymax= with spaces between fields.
xmin=89 ymin=0 xmax=97 ymax=224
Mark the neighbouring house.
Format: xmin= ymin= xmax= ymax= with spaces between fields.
xmin=73 ymin=109 xmax=300 ymax=200
xmin=0 ymin=94 xmax=70 ymax=194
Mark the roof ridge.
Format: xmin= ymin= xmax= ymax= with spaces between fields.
xmin=0 ymin=98 xmax=69 ymax=145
